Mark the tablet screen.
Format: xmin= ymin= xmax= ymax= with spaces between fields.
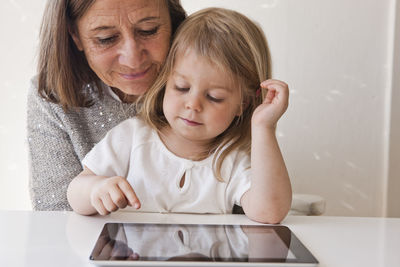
xmin=90 ymin=223 xmax=318 ymax=266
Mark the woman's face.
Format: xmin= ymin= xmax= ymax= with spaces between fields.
xmin=72 ymin=0 xmax=172 ymax=101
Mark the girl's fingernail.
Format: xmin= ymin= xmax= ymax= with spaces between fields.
xmin=134 ymin=203 xmax=140 ymax=209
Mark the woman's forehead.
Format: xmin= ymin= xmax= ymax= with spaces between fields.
xmin=81 ymin=0 xmax=168 ymax=27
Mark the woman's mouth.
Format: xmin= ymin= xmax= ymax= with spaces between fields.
xmin=119 ymin=66 xmax=150 ymax=80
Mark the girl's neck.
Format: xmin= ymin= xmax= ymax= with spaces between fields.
xmin=159 ymin=126 xmax=212 ymax=161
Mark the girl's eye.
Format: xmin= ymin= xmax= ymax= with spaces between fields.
xmin=175 ymin=86 xmax=190 ymax=92
xmin=96 ymin=35 xmax=117 ymax=45
xmin=207 ymin=95 xmax=224 ymax=103
xmin=138 ymin=26 xmax=159 ymax=37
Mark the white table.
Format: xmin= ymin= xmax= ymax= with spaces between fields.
xmin=1 ymin=210 xmax=399 ymax=267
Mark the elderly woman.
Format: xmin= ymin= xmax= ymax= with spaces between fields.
xmin=27 ymin=0 xmax=186 ymax=210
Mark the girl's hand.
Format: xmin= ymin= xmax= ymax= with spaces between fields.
xmin=252 ymin=79 xmax=289 ymax=129
xmin=90 ymin=176 xmax=141 ymax=215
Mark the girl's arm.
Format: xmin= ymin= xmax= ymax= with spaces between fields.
xmin=67 ymin=167 xmax=141 ymax=215
xmin=241 ymin=79 xmax=292 ymax=224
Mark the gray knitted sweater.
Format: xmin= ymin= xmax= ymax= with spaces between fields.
xmin=27 ymin=79 xmax=137 ymax=211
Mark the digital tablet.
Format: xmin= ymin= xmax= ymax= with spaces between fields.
xmin=89 ymin=223 xmax=318 ymax=266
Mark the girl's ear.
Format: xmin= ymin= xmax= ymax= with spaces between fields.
xmin=69 ymin=28 xmax=84 ymax=51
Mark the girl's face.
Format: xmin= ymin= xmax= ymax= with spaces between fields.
xmin=71 ymin=0 xmax=172 ymax=102
xmin=162 ymin=49 xmax=243 ymax=144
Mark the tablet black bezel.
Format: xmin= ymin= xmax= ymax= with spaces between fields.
xmin=89 ymin=223 xmax=318 ymax=265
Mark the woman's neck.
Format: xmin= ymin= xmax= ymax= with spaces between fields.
xmin=158 ymin=126 xmax=212 ymax=161
xmin=111 ymin=87 xmax=138 ymax=103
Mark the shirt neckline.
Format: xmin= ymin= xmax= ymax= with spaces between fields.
xmin=150 ymin=126 xmax=214 ymax=167
xmin=103 ymin=84 xmax=123 ymax=102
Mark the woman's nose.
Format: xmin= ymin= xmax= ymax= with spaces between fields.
xmin=118 ymin=37 xmax=145 ymax=69
xmin=185 ymin=93 xmax=202 ymax=112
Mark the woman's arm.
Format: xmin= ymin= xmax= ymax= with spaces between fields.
xmin=27 ymin=85 xmax=82 ymax=211
xmin=241 ymin=79 xmax=292 ymax=224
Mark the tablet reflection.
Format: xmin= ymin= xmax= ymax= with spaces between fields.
xmin=90 ymin=225 xmax=139 ymax=260
xmin=91 ymin=223 xmax=292 ymax=262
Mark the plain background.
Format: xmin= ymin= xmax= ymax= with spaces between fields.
xmin=0 ymin=0 xmax=399 ymax=217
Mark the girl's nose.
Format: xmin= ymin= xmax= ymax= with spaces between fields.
xmin=185 ymin=93 xmax=202 ymax=112
xmin=118 ymin=36 xmax=145 ymax=69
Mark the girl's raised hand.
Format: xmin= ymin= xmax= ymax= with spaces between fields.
xmin=252 ymin=79 xmax=289 ymax=129
xmin=90 ymin=176 xmax=141 ymax=215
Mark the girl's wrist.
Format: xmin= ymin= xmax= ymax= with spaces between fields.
xmin=251 ymin=124 xmax=277 ymax=135
xmin=251 ymin=127 xmax=277 ymax=144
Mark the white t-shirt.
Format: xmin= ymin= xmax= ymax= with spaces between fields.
xmin=82 ymin=117 xmax=251 ymax=214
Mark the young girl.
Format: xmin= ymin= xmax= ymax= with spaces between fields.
xmin=67 ymin=7 xmax=292 ymax=224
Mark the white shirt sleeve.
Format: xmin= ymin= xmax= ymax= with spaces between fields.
xmin=225 ymin=150 xmax=252 ymax=207
xmin=82 ymin=118 xmax=135 ymax=178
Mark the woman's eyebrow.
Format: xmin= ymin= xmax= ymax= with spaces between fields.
xmin=90 ymin=16 xmax=161 ymax=32
xmin=137 ymin=16 xmax=161 ymax=23
xmin=90 ymin=26 xmax=115 ymax=32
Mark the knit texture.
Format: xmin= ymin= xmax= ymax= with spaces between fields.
xmin=27 ymin=79 xmax=137 ymax=210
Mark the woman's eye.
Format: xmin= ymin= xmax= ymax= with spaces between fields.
xmin=138 ymin=26 xmax=159 ymax=37
xmin=207 ymin=95 xmax=224 ymax=103
xmin=96 ymin=36 xmax=117 ymax=45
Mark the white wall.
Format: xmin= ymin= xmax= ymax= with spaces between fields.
xmin=0 ymin=0 xmax=398 ymax=216
xmin=181 ymin=0 xmax=397 ymax=217
xmin=386 ymin=0 xmax=400 ymax=217
xmin=0 ymin=0 xmax=46 ymax=210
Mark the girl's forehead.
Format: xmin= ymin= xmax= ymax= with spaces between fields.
xmin=174 ymin=48 xmax=225 ymax=72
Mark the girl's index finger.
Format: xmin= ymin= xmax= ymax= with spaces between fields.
xmin=260 ymin=80 xmax=289 ymax=100
xmin=118 ymin=179 xmax=141 ymax=209
xmin=264 ymin=88 xmax=276 ymax=104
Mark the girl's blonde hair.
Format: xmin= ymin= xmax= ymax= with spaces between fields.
xmin=139 ymin=7 xmax=272 ymax=181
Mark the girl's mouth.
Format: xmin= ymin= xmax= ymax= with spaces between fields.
xmin=181 ymin=118 xmax=203 ymax=126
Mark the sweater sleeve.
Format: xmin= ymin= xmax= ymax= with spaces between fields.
xmin=27 ymin=83 xmax=81 ymax=211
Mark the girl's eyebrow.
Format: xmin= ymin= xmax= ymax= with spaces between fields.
xmin=210 ymin=85 xmax=232 ymax=92
xmin=173 ymin=71 xmax=187 ymax=79
xmin=173 ymin=71 xmax=232 ymax=92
